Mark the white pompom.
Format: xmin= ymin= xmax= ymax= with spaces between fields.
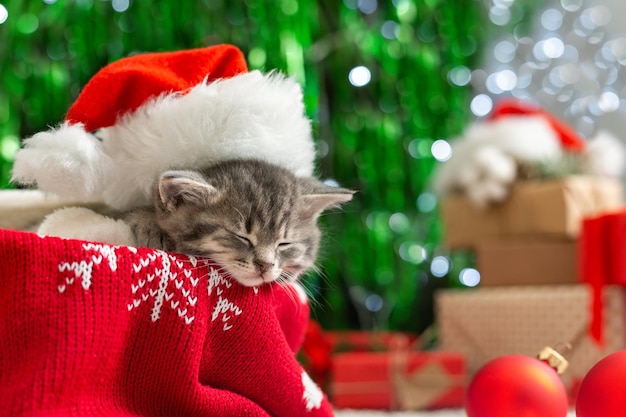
xmin=38 ymin=207 xmax=136 ymax=246
xmin=12 ymin=123 xmax=113 ymax=201
xmin=583 ymin=130 xmax=626 ymax=178
xmin=473 ymin=145 xmax=517 ymax=184
xmin=464 ymin=146 xmax=517 ymax=207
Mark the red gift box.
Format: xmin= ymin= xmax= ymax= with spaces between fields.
xmin=579 ymin=207 xmax=626 ymax=344
xmin=331 ymin=351 xmax=466 ymax=410
xmin=300 ymin=326 xmax=418 ymax=393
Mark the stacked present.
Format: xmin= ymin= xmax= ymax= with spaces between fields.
xmin=435 ymin=285 xmax=626 ymax=399
xmin=434 ymin=99 xmax=626 ymax=401
xmin=442 ymin=175 xmax=622 ymax=286
xmin=300 ymin=326 xmax=468 ymax=411
xmin=331 ymin=349 xmax=466 ymax=410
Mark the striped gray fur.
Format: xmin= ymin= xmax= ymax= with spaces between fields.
xmin=123 ymin=159 xmax=354 ymax=287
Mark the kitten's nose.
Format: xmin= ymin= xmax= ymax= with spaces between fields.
xmin=254 ymin=260 xmax=273 ymax=274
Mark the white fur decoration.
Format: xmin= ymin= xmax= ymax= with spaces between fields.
xmin=433 ymin=115 xmax=563 ymax=207
xmin=12 ymin=124 xmax=114 ymax=202
xmin=38 ymin=207 xmax=137 ymax=246
xmin=459 ymin=145 xmax=517 ymax=208
xmin=12 ymin=70 xmax=315 ymax=210
xmin=582 ymin=130 xmax=626 ymax=178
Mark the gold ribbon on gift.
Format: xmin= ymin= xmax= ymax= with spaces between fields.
xmin=330 ymin=333 xmax=467 ymax=411
xmin=390 ymin=336 xmax=467 ymax=411
xmin=392 ymin=359 xmax=466 ymax=410
xmin=330 ymin=333 xmax=412 ymax=401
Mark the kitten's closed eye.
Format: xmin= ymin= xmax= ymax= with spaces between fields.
xmin=234 ymin=234 xmax=253 ymax=247
xmin=277 ymin=242 xmax=305 ymax=259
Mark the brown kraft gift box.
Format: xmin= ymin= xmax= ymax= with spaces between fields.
xmin=441 ymin=176 xmax=623 ymax=249
xmin=435 ymin=285 xmax=626 ymax=398
xmin=475 ymin=239 xmax=577 ymax=286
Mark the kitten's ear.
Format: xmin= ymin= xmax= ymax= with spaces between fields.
xmin=299 ymin=181 xmax=355 ymax=219
xmin=158 ymin=170 xmax=220 ymax=212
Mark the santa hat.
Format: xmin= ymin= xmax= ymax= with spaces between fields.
xmin=12 ymin=45 xmax=316 ymax=210
xmin=489 ymin=98 xmax=587 ymax=152
xmin=433 ymin=98 xmax=625 ymax=207
xmin=489 ymin=99 xmax=625 ymax=178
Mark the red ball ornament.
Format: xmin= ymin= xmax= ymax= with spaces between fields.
xmin=466 ymin=354 xmax=569 ymax=417
xmin=576 ymin=350 xmax=626 ymax=417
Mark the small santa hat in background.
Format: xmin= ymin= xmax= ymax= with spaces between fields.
xmin=12 ymin=44 xmax=316 ymax=210
xmin=433 ymin=98 xmax=625 ymax=208
xmin=489 ymin=98 xmax=625 ymax=178
xmin=489 ymin=98 xmax=587 ymax=153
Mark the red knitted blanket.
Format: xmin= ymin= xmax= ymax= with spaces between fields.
xmin=0 ymin=229 xmax=333 ymax=417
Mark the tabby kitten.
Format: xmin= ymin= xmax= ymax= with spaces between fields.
xmin=124 ymin=159 xmax=354 ymax=287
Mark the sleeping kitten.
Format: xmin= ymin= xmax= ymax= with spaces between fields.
xmin=123 ymin=159 xmax=354 ymax=287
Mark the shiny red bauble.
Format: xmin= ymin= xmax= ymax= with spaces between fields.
xmin=576 ymin=350 xmax=626 ymax=417
xmin=465 ymin=354 xmax=568 ymax=417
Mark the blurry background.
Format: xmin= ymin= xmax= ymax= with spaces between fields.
xmin=1 ymin=0 xmax=624 ymax=336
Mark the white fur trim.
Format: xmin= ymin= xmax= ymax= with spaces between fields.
xmin=583 ymin=130 xmax=626 ymax=178
xmin=100 ymin=70 xmax=315 ymax=209
xmin=462 ymin=116 xmax=562 ymax=161
xmin=11 ymin=123 xmax=113 ymax=201
xmin=38 ymin=207 xmax=137 ymax=246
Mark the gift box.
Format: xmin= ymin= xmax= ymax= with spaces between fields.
xmin=475 ymin=239 xmax=577 ymax=286
xmin=435 ymin=285 xmax=626 ymax=398
xmin=299 ymin=327 xmax=417 ymax=394
xmin=441 ymin=176 xmax=623 ymax=249
xmin=580 ymin=208 xmax=626 ymax=344
xmin=331 ymin=351 xmax=466 ymax=410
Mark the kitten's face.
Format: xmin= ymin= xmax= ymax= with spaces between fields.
xmin=154 ymin=160 xmax=353 ymax=287
xmin=184 ymin=205 xmax=320 ymax=286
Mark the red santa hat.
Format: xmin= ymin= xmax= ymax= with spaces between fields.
xmin=66 ymin=45 xmax=248 ymax=132
xmin=12 ymin=45 xmax=316 ymax=210
xmin=488 ymin=98 xmax=624 ymax=178
xmin=488 ymin=98 xmax=587 ymax=152
xmin=433 ymin=98 xmax=624 ymax=207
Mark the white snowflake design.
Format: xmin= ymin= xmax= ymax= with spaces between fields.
xmin=55 ymin=243 xmax=256 ymax=331
xmin=57 ymin=243 xmax=120 ymax=293
xmin=127 ymin=250 xmax=200 ymax=325
xmin=56 ymin=243 xmax=203 ymax=326
xmin=207 ymin=268 xmax=242 ymax=331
